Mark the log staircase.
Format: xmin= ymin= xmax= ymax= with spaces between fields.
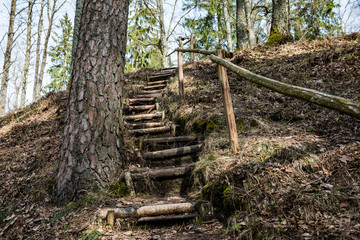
xmin=98 ymin=68 xmax=205 ymax=226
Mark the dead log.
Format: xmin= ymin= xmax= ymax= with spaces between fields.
xmin=124 ymin=105 xmax=155 ymax=111
xmin=123 ymin=112 xmax=163 ymax=121
xmin=138 ymin=214 xmax=195 ymax=223
xmin=143 ymin=144 xmax=202 ymax=160
xmin=126 ymin=122 xmax=164 ymax=128
xmin=209 ymin=54 xmax=360 ymax=119
xmin=143 ymin=136 xmax=197 ymax=144
xmin=128 ymin=126 xmax=171 ymax=135
xmin=143 ymin=84 xmax=167 ymax=90
xmin=120 ymin=165 xmax=194 ymax=181
xmin=137 ymin=203 xmax=194 ymax=217
xmin=98 ymin=207 xmax=138 ymax=219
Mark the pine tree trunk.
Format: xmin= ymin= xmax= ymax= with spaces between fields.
xmin=223 ymin=0 xmax=233 ymax=52
xmin=33 ymin=0 xmax=45 ymax=102
xmin=35 ymin=0 xmax=58 ymax=101
xmin=245 ymin=0 xmax=256 ymax=47
xmin=236 ymin=0 xmax=247 ymax=49
xmin=267 ymin=0 xmax=292 ymax=45
xmin=52 ymin=0 xmax=129 ymax=203
xmin=0 ymin=0 xmax=16 ymax=115
xmin=20 ymin=0 xmax=35 ymax=107
xmin=156 ymin=0 xmax=168 ymax=68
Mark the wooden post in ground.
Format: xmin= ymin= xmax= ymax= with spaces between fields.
xmin=190 ymin=35 xmax=195 ymax=62
xmin=216 ymin=49 xmax=238 ymax=153
xmin=177 ymin=37 xmax=184 ymax=99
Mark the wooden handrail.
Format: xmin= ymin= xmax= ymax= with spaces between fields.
xmin=209 ymin=54 xmax=360 ymax=119
xmin=175 ymin=48 xmax=233 ymax=58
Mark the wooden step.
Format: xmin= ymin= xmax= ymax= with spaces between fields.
xmin=120 ymin=165 xmax=194 ymax=181
xmin=124 ymin=104 xmax=156 ymax=112
xmin=148 ymin=74 xmax=173 ymax=81
xmin=128 ymin=98 xmax=155 ymax=105
xmin=123 ymin=111 xmax=164 ymax=121
xmin=128 ymin=126 xmax=171 ymax=135
xmin=143 ymin=144 xmax=202 ymax=160
xmin=143 ymin=84 xmax=167 ymax=90
xmin=146 ymin=80 xmax=167 ymax=86
xmin=143 ymin=136 xmax=197 ymax=144
xmin=126 ymin=122 xmax=164 ymax=128
xmin=135 ymin=93 xmax=162 ymax=98
xmin=139 ymin=89 xmax=163 ymax=94
xmin=138 ymin=214 xmax=195 ymax=223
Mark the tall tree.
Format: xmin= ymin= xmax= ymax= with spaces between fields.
xmin=53 ymin=0 xmax=129 ymax=203
xmin=156 ymin=0 xmax=168 ymax=67
xmin=223 ymin=0 xmax=233 ymax=51
xmin=0 ymin=0 xmax=17 ymax=115
xmin=33 ymin=0 xmax=45 ymax=102
xmin=20 ymin=0 xmax=35 ymax=107
xmin=44 ymin=13 xmax=73 ymax=93
xmin=267 ymin=0 xmax=292 ymax=45
xmin=236 ymin=0 xmax=248 ymax=48
xmin=34 ymin=0 xmax=66 ymax=101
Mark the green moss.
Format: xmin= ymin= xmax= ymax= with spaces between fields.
xmin=108 ymin=181 xmax=129 ymax=198
xmin=267 ymin=27 xmax=292 ymax=46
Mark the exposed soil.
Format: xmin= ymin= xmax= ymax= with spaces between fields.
xmin=0 ymin=34 xmax=359 ymax=239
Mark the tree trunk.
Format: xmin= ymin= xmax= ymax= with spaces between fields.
xmin=245 ymin=0 xmax=256 ymax=47
xmin=35 ymin=0 xmax=60 ymax=101
xmin=236 ymin=0 xmax=247 ymax=49
xmin=267 ymin=0 xmax=292 ymax=45
xmin=0 ymin=0 xmax=17 ymax=115
xmin=223 ymin=0 xmax=233 ymax=52
xmin=52 ymin=0 xmax=130 ymax=203
xmin=13 ymin=64 xmax=20 ymax=110
xmin=33 ymin=0 xmax=45 ymax=102
xmin=156 ymin=0 xmax=168 ymax=68
xmin=20 ymin=0 xmax=35 ymax=107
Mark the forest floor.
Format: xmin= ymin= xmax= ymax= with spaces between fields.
xmin=0 ymin=33 xmax=359 ymax=239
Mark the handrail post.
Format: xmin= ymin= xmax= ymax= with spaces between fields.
xmin=190 ymin=35 xmax=195 ymax=62
xmin=216 ymin=49 xmax=238 ymax=154
xmin=178 ymin=37 xmax=184 ymax=99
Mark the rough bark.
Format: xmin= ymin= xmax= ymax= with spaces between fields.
xmin=53 ymin=0 xmax=129 ymax=203
xmin=209 ymin=54 xmax=360 ymax=119
xmin=20 ymin=0 xmax=35 ymax=107
xmin=156 ymin=0 xmax=168 ymax=68
xmin=236 ymin=0 xmax=247 ymax=49
xmin=0 ymin=0 xmax=17 ymax=115
xmin=267 ymin=0 xmax=292 ymax=45
xmin=223 ymin=0 xmax=233 ymax=51
xmin=33 ymin=0 xmax=45 ymax=102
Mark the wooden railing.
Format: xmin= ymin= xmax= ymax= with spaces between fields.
xmin=168 ymin=36 xmax=360 ymax=154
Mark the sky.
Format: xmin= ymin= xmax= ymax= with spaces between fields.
xmin=0 ymin=0 xmax=359 ymax=114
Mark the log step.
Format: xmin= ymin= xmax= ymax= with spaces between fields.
xmin=149 ymin=74 xmax=173 ymax=81
xmin=124 ymin=104 xmax=156 ymax=112
xmin=135 ymin=93 xmax=162 ymax=98
xmin=146 ymin=80 xmax=167 ymax=86
xmin=128 ymin=98 xmax=155 ymax=105
xmin=123 ymin=111 xmax=164 ymax=121
xmin=143 ymin=144 xmax=202 ymax=160
xmin=120 ymin=165 xmax=194 ymax=181
xmin=126 ymin=122 xmax=164 ymax=128
xmin=143 ymin=84 xmax=167 ymax=90
xmin=138 ymin=214 xmax=195 ymax=223
xmin=139 ymin=89 xmax=163 ymax=94
xmin=143 ymin=136 xmax=198 ymax=144
xmin=98 ymin=202 xmax=194 ymax=219
xmin=129 ymin=126 xmax=171 ymax=135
